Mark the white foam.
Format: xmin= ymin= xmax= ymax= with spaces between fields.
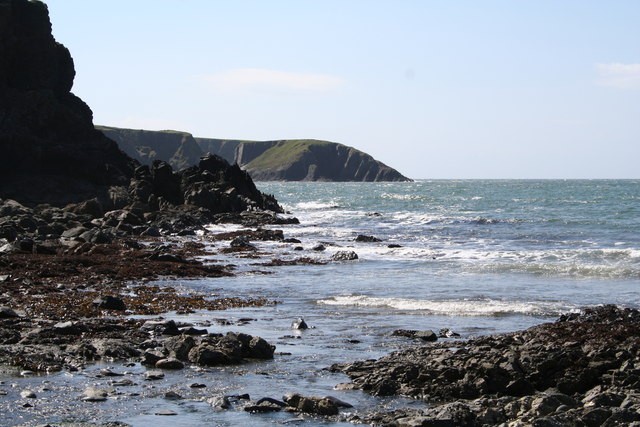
xmin=317 ymin=295 xmax=576 ymax=317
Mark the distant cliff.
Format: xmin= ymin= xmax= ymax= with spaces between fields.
xmin=98 ymin=127 xmax=411 ymax=182
xmin=98 ymin=126 xmax=203 ymax=171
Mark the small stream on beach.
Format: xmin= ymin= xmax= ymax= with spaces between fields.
xmin=2 ymin=180 xmax=639 ymax=426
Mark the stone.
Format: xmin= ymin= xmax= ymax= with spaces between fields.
xmin=311 ymin=244 xmax=326 ymax=251
xmin=155 ymin=410 xmax=178 ymax=416
xmin=0 ymin=307 xmax=19 ymax=319
xmin=144 ymin=370 xmax=165 ymax=380
xmin=248 ymin=336 xmax=276 ymax=359
xmin=81 ymin=387 xmax=109 ymax=402
xmin=20 ymin=390 xmax=36 ymax=399
xmin=164 ymin=391 xmax=182 ymax=400
xmin=438 ymin=328 xmax=461 ymax=338
xmin=355 ymin=234 xmax=381 ymax=242
xmin=156 ymin=358 xmax=185 ymax=370
xmin=92 ymin=295 xmax=126 ymax=311
xmin=291 ymin=318 xmax=308 ymax=330
xmin=330 ymin=250 xmax=358 ymax=261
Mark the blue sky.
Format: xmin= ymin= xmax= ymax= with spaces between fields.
xmin=45 ymin=1 xmax=639 ymax=178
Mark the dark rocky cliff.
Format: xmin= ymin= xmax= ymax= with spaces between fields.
xmin=0 ymin=0 xmax=135 ymax=206
xmin=0 ymin=0 xmax=284 ymax=223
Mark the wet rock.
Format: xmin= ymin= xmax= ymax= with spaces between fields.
xmin=283 ymin=393 xmax=339 ymax=416
xmin=81 ymin=387 xmax=109 ymax=402
xmin=92 ymin=295 xmax=126 ymax=311
xmin=355 ymin=234 xmax=381 ymax=242
xmin=156 ymin=358 xmax=185 ymax=370
xmin=283 ymin=238 xmax=301 ymax=243
xmin=99 ymin=368 xmax=124 ymax=377
xmin=20 ymin=390 xmax=36 ymax=399
xmin=189 ymin=383 xmax=207 ymax=388
xmin=330 ymin=250 xmax=358 ymax=261
xmin=188 ymin=345 xmax=231 ymax=366
xmin=142 ymin=319 xmax=180 ymax=336
xmin=387 ymin=243 xmax=402 ymax=248
xmin=230 ymin=236 xmax=255 ymax=249
xmin=438 ymin=328 xmax=461 ymax=338
xmin=245 ymin=397 xmax=286 ymax=413
xmin=92 ymin=338 xmax=141 ymax=359
xmin=141 ymin=350 xmax=165 ymax=366
xmin=311 ymin=244 xmax=326 ymax=251
xmin=163 ymin=335 xmax=196 ymax=360
xmin=392 ymin=329 xmax=438 ymax=342
xmin=0 ymin=307 xmax=19 ymax=319
xmin=248 ymin=336 xmax=276 ymax=359
xmin=144 ymin=370 xmax=165 ymax=380
xmin=208 ymin=395 xmax=231 ymax=410
xmin=155 ymin=410 xmax=177 ymax=416
xmin=291 ymin=318 xmax=308 ymax=330
xmin=164 ymin=391 xmax=183 ymax=400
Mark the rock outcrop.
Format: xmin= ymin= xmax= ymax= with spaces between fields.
xmin=97 ymin=127 xmax=411 ymax=181
xmin=332 ymin=305 xmax=640 ymax=426
xmin=0 ymin=0 xmax=135 ymax=206
xmin=0 ymin=0 xmax=286 ymax=225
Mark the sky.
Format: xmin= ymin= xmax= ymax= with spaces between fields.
xmin=45 ymin=0 xmax=639 ymax=179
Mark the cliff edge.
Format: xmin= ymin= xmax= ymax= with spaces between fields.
xmin=97 ymin=126 xmax=411 ymax=182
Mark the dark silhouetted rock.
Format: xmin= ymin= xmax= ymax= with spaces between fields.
xmin=92 ymin=295 xmax=126 ymax=311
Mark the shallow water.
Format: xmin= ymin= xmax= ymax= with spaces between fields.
xmin=2 ymin=180 xmax=639 ymax=425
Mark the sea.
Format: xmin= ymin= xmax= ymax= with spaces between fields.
xmin=3 ymin=179 xmax=639 ymax=426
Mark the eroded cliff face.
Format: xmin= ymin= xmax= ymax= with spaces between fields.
xmin=103 ymin=129 xmax=412 ymax=182
xmin=0 ymin=0 xmax=135 ymax=206
xmin=98 ymin=126 xmax=204 ymax=171
xmin=239 ymin=141 xmax=411 ymax=182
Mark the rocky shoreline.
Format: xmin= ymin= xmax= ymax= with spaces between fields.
xmin=332 ymin=305 xmax=640 ymax=426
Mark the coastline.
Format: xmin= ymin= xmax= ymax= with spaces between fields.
xmin=2 ymin=201 xmax=639 ymax=425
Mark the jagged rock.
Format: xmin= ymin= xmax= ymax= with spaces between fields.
xmin=282 ymin=393 xmax=340 ymax=416
xmin=355 ymin=234 xmax=381 ymax=242
xmin=291 ymin=318 xmax=308 ymax=330
xmin=330 ymin=251 xmax=358 ymax=261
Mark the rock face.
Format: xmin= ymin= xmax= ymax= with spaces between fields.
xmin=97 ymin=127 xmax=411 ymax=182
xmin=332 ymin=305 xmax=640 ymax=426
xmin=231 ymin=139 xmax=411 ymax=182
xmin=0 ymin=0 xmax=135 ymax=206
xmin=98 ymin=126 xmax=203 ymax=171
xmin=0 ymin=1 xmax=285 ymax=223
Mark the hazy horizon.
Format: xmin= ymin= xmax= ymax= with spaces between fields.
xmin=45 ymin=1 xmax=639 ymax=179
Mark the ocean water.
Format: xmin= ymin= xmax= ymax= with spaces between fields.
xmin=3 ymin=180 xmax=639 ymax=426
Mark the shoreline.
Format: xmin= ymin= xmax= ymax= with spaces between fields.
xmin=2 ymin=208 xmax=639 ymax=425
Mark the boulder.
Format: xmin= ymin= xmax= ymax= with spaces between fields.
xmin=355 ymin=234 xmax=381 ymax=242
xmin=330 ymin=251 xmax=358 ymax=261
xmin=291 ymin=318 xmax=309 ymax=330
xmin=92 ymin=295 xmax=126 ymax=311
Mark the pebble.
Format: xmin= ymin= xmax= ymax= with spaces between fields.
xmin=155 ymin=410 xmax=177 ymax=416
